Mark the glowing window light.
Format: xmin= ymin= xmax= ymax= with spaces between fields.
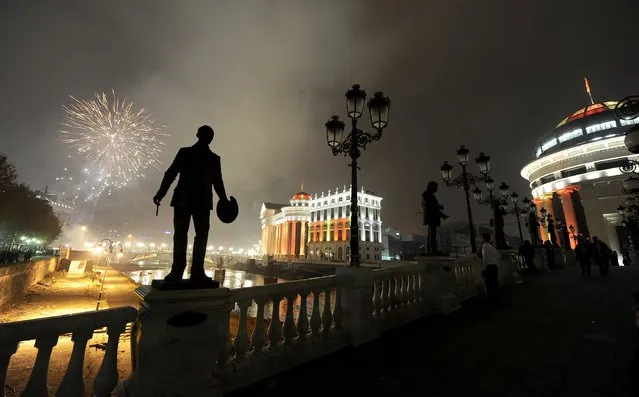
xmin=557 ymin=129 xmax=583 ymax=143
xmin=535 ymin=147 xmax=543 ymax=158
xmin=541 ymin=138 xmax=558 ymax=151
xmin=585 ymin=120 xmax=616 ymax=134
xmin=620 ymin=118 xmax=639 ymax=126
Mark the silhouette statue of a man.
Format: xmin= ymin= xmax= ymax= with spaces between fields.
xmin=422 ymin=181 xmax=449 ymax=254
xmin=153 ymin=125 xmax=229 ymax=282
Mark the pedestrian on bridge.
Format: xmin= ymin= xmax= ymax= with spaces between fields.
xmin=480 ymin=233 xmax=500 ymax=302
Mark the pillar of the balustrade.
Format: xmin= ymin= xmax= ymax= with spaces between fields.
xmin=416 ymin=256 xmax=461 ymax=314
xmin=497 ymin=250 xmax=523 ymax=286
xmin=121 ymin=286 xmax=233 ymax=397
xmin=335 ymin=267 xmax=377 ymax=346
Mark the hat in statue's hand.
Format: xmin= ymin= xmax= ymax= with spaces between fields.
xmin=217 ymin=196 xmax=239 ymax=224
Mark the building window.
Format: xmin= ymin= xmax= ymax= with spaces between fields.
xmin=621 ymin=118 xmax=639 ymax=126
xmin=595 ymin=158 xmax=629 ymax=171
xmin=535 ymin=147 xmax=542 ymax=158
xmin=541 ymin=137 xmax=558 ymax=151
xmin=338 ymin=230 xmax=343 ymax=241
xmin=338 ymin=207 xmax=343 ymax=218
xmin=585 ymin=120 xmax=617 ymax=134
xmin=324 ymin=209 xmax=327 ymax=219
xmin=339 ymin=197 xmax=343 ymax=202
xmin=557 ymin=128 xmax=583 ymax=143
xmin=311 ymin=212 xmax=315 ymax=221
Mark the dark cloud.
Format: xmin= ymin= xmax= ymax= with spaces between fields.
xmin=1 ymin=0 xmax=638 ymax=247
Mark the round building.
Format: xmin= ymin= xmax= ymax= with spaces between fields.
xmin=520 ymin=101 xmax=639 ymax=252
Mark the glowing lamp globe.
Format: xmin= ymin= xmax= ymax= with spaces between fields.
xmin=325 ymin=115 xmax=345 ymax=149
xmin=499 ymin=182 xmax=510 ymax=198
xmin=367 ymin=91 xmax=391 ymax=133
xmin=485 ymin=177 xmax=495 ymax=192
xmin=624 ymin=126 xmax=639 ymax=154
xmin=456 ymin=145 xmax=470 ymax=166
xmin=475 ymin=152 xmax=491 ymax=175
xmin=345 ymin=84 xmax=367 ymax=119
xmin=440 ymin=161 xmax=453 ymax=182
xmin=473 ymin=187 xmax=483 ymax=201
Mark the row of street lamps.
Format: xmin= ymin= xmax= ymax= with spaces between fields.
xmin=440 ymin=146 xmax=528 ymax=252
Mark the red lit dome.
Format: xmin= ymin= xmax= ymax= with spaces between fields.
xmin=292 ymin=191 xmax=311 ymax=200
xmin=555 ymin=101 xmax=618 ymax=128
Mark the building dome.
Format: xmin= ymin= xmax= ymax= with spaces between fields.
xmin=532 ymin=100 xmax=639 ymax=159
xmin=292 ymin=191 xmax=311 ymax=200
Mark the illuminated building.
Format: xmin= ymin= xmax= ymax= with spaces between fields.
xmin=520 ymin=99 xmax=639 ymax=252
xmin=260 ymin=184 xmax=384 ymax=262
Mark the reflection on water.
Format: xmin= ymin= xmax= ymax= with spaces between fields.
xmin=123 ymin=264 xmax=335 ymax=321
xmin=126 ymin=266 xmax=276 ymax=289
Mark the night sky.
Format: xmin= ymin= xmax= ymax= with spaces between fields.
xmin=1 ymin=0 xmax=638 ymax=247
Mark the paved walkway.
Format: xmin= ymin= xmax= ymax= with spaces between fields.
xmin=230 ymin=266 xmax=639 ymax=397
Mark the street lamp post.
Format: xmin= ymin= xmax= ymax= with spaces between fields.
xmin=325 ymin=84 xmax=391 ymax=267
xmin=473 ymin=181 xmax=513 ymax=249
xmin=95 ymin=239 xmax=123 ymax=311
xmin=440 ymin=147 xmax=491 ymax=253
xmin=510 ymin=192 xmax=525 ymax=244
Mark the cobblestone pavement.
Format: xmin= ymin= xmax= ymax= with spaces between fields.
xmin=230 ymin=266 xmax=639 ymax=397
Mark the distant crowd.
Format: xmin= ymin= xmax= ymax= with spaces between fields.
xmin=516 ymin=236 xmax=628 ymax=277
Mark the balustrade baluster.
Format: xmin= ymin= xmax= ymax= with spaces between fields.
xmin=389 ymin=277 xmax=396 ymax=310
xmin=93 ymin=323 xmax=126 ymax=397
xmin=0 ymin=343 xmax=18 ymax=397
xmin=56 ymin=329 xmax=93 ymax=397
xmin=398 ymin=275 xmax=405 ymax=307
xmin=310 ymin=289 xmax=322 ymax=338
xmin=251 ymin=298 xmax=267 ymax=355
xmin=333 ymin=286 xmax=344 ymax=331
xmin=407 ymin=274 xmax=414 ymax=305
xmin=267 ymin=296 xmax=282 ymax=350
xmin=373 ymin=281 xmax=382 ymax=317
xmin=282 ymin=294 xmax=297 ymax=345
xmin=382 ymin=279 xmax=391 ymax=313
xmin=21 ymin=335 xmax=58 ymax=396
xmin=233 ymin=299 xmax=252 ymax=361
xmin=296 ymin=290 xmax=310 ymax=342
xmin=321 ymin=289 xmax=333 ymax=337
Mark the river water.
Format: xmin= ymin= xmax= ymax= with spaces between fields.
xmin=120 ymin=260 xmax=333 ymax=322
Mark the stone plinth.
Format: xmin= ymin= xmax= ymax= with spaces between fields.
xmin=416 ymin=256 xmax=461 ymax=314
xmin=336 ymin=267 xmax=377 ymax=346
xmin=121 ymin=285 xmax=233 ymax=397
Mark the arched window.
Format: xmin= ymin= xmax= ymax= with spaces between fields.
xmin=338 ymin=247 xmax=343 ymax=261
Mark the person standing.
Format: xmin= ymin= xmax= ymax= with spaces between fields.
xmin=575 ymin=237 xmax=592 ymax=276
xmin=481 ymin=233 xmax=500 ymax=301
xmin=592 ymin=236 xmax=610 ymax=277
xmin=153 ymin=125 xmax=231 ymax=282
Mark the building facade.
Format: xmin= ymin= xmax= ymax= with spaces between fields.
xmin=260 ymin=185 xmax=384 ymax=262
xmin=520 ymin=100 xmax=639 ymax=253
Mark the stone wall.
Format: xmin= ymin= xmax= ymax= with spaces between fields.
xmin=0 ymin=257 xmax=57 ymax=307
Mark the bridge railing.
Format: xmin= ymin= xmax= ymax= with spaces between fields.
xmin=221 ymin=275 xmax=348 ymax=392
xmin=0 ymin=306 xmax=137 ymax=397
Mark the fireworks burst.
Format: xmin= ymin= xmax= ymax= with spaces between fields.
xmin=61 ymin=90 xmax=166 ymax=200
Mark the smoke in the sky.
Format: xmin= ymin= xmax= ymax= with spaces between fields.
xmin=2 ymin=0 xmax=639 ymax=247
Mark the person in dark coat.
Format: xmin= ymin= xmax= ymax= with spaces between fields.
xmin=575 ymin=237 xmax=592 ymax=276
xmin=154 ymin=125 xmax=229 ymax=282
xmin=518 ymin=240 xmax=537 ymax=273
xmin=422 ymin=181 xmax=449 ymax=254
xmin=592 ymin=236 xmax=610 ymax=277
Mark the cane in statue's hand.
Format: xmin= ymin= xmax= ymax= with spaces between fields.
xmin=156 ymin=204 xmax=159 ymax=216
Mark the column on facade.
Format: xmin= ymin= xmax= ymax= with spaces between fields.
xmin=283 ymin=221 xmax=290 ymax=256
xmin=334 ymin=219 xmax=339 ymax=241
xmin=268 ymin=226 xmax=274 ymax=255
xmin=300 ymin=221 xmax=306 ymax=256
xmin=360 ymin=220 xmax=366 ymax=241
xmin=274 ymin=224 xmax=280 ymax=255
xmin=533 ymin=197 xmax=545 ymax=242
xmin=377 ymin=222 xmax=383 ymax=243
xmin=559 ymin=187 xmax=578 ymax=249
xmin=290 ymin=221 xmax=297 ymax=257
xmin=369 ymin=219 xmax=374 ymax=243
xmin=342 ymin=220 xmax=347 ymax=241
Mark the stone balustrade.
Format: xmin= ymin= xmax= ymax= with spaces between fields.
xmin=0 ymin=306 xmax=137 ymax=397
xmin=1 ymin=252 xmax=551 ymax=397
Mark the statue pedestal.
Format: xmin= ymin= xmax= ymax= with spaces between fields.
xmin=121 ymin=286 xmax=232 ymax=397
xmin=417 ymin=256 xmax=461 ymax=314
xmin=335 ymin=267 xmax=378 ymax=346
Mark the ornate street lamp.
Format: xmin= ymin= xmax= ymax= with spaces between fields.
xmin=440 ymin=146 xmax=491 ymax=252
xmin=510 ymin=192 xmax=524 ymax=244
xmin=615 ymin=96 xmax=639 ymax=153
xmin=473 ymin=180 xmax=514 ymax=249
xmin=325 ymin=84 xmax=391 ymax=267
